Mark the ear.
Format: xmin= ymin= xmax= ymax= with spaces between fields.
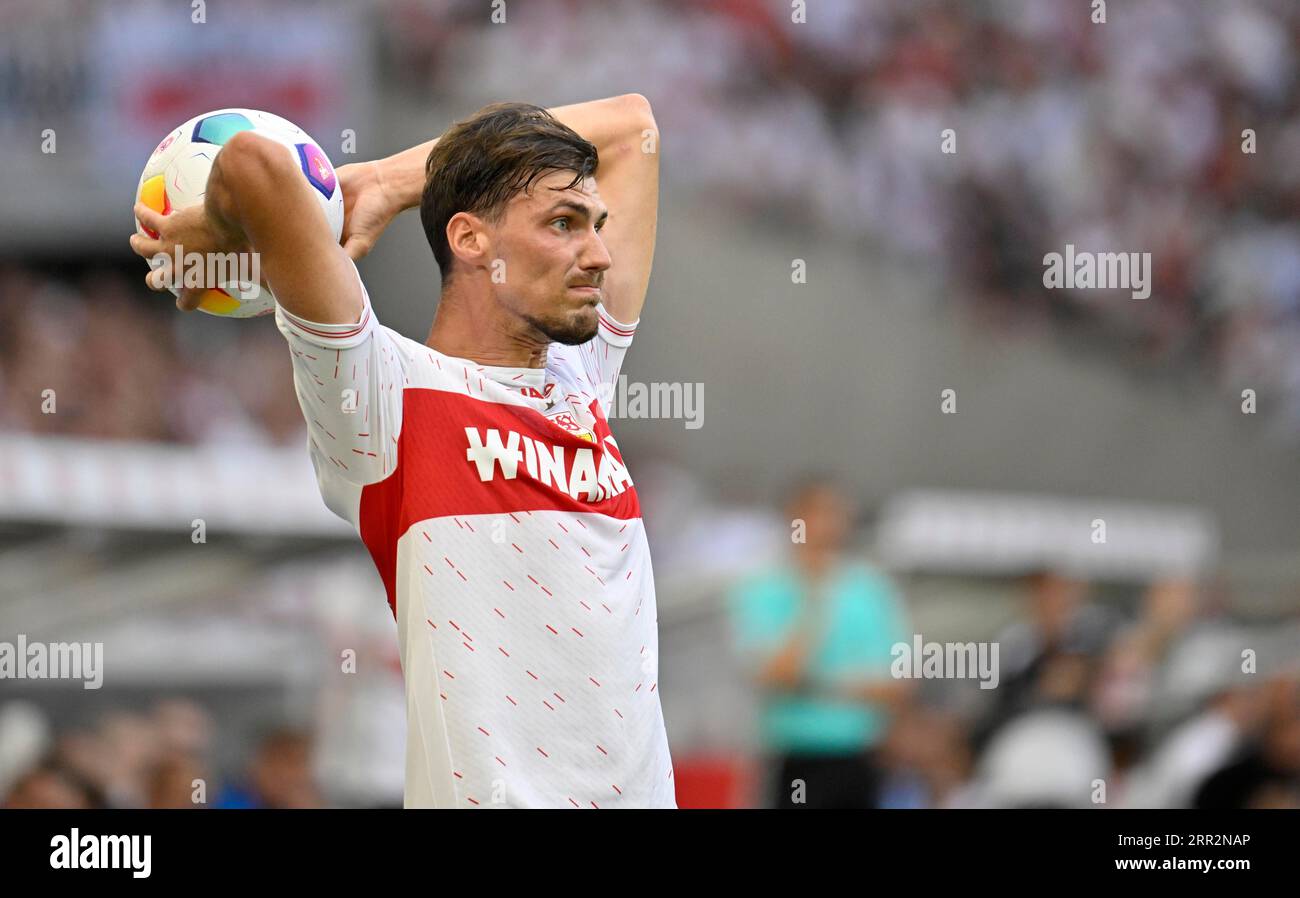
xmin=445 ymin=211 xmax=492 ymax=273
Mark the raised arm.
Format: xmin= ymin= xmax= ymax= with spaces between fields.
xmin=133 ymin=128 xmax=363 ymax=325
xmin=535 ymin=94 xmax=660 ymax=325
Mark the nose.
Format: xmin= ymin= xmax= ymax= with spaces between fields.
xmin=579 ymin=226 xmax=612 ymax=274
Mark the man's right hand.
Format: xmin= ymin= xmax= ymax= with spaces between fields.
xmin=130 ymin=202 xmax=247 ymax=311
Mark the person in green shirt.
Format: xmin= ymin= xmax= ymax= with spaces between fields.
xmin=729 ymin=477 xmax=912 ymax=808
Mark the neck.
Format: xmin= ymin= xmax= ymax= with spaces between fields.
xmin=795 ymin=548 xmax=837 ymax=582
xmin=426 ymin=278 xmax=549 ymax=368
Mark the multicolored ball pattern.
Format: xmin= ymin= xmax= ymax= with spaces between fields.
xmin=134 ymin=109 xmax=344 ymax=318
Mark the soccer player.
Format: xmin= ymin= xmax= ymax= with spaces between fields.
xmin=129 ymin=95 xmax=673 ymax=808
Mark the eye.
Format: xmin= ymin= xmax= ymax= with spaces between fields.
xmin=551 ymin=217 xmax=569 ymax=231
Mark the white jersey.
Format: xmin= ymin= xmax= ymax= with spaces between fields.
xmin=275 ymin=266 xmax=675 ymax=808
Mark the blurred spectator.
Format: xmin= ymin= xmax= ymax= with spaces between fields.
xmin=213 ymin=727 xmax=321 ymax=809
xmin=878 ymin=706 xmax=978 ymax=808
xmin=1194 ymin=675 xmax=1300 ymax=808
xmin=146 ymin=752 xmax=210 ymax=809
xmin=94 ymin=711 xmax=163 ymax=808
xmin=1 ymin=760 xmax=98 ymax=809
xmin=976 ymin=569 xmax=1116 ymax=750
xmin=144 ymin=699 xmax=215 ymax=809
xmin=50 ymin=729 xmax=115 ymax=806
xmin=1122 ymin=683 xmax=1263 ymax=808
xmin=152 ymin=698 xmax=215 ymax=759
xmin=974 ymin=706 xmax=1112 ymax=808
xmin=727 ymin=475 xmax=911 ymax=809
xmin=1092 ymin=578 xmax=1202 ymax=736
xmin=0 ymin=701 xmax=51 ymax=799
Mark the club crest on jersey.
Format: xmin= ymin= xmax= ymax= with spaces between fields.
xmin=548 ymin=411 xmax=595 ymax=442
xmin=464 ymin=427 xmax=633 ymax=502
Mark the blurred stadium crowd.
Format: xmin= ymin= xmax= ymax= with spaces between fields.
xmin=0 ymin=265 xmax=303 ymax=445
xmin=385 ymin=0 xmax=1300 ymax=426
xmin=1 ymin=701 xmax=323 ymax=809
xmin=5 ymin=0 xmax=1300 ymax=438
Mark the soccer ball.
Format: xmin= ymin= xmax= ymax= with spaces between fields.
xmin=134 ymin=108 xmax=344 ymax=317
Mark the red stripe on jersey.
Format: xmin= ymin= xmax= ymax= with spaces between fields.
xmin=597 ymin=312 xmax=636 ymax=337
xmin=358 ymin=388 xmax=641 ymax=615
xmin=282 ymin=304 xmax=372 ymax=339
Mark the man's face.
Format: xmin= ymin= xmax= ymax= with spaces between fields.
xmin=788 ymin=485 xmax=853 ymax=553
xmin=488 ymin=170 xmax=611 ymax=345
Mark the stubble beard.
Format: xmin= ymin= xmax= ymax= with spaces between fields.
xmin=525 ymin=303 xmax=599 ymax=346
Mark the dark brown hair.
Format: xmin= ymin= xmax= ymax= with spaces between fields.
xmin=420 ymin=102 xmax=598 ymax=282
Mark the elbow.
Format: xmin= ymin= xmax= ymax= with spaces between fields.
xmin=218 ymin=130 xmax=299 ymax=190
xmin=621 ymin=93 xmax=654 ymax=121
xmin=606 ymin=94 xmax=658 ymax=167
xmin=206 ymin=130 xmax=302 ymax=230
xmin=619 ymin=93 xmax=658 ymax=139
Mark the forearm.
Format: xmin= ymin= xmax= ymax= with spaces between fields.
xmin=756 ymin=629 xmax=817 ymax=691
xmin=202 ymin=147 xmax=252 ymax=252
xmin=380 ymin=94 xmax=653 ymax=212
xmin=206 ymin=131 xmax=361 ymax=323
xmin=375 ymin=138 xmax=438 ymax=214
xmin=203 ymin=131 xmax=298 ymax=251
xmin=548 ymin=94 xmax=655 ymax=164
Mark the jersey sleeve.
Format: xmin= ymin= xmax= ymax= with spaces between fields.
xmin=274 ymin=263 xmax=406 ymax=527
xmin=574 ymin=303 xmax=638 ymax=405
